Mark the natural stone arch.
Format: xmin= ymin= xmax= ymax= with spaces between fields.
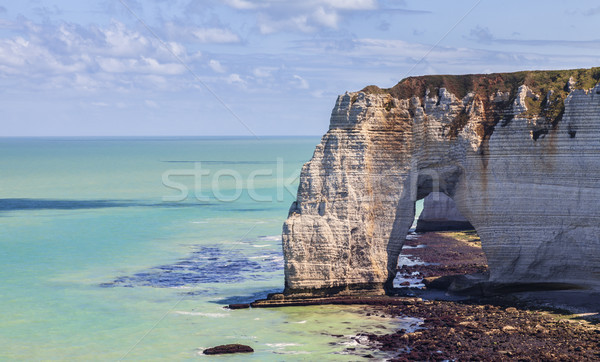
xmin=282 ymin=70 xmax=600 ymax=296
xmin=414 ymin=192 xmax=474 ymax=233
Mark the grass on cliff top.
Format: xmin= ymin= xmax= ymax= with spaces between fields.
xmin=361 ymin=67 xmax=600 ymax=135
xmin=362 ymin=67 xmax=600 ymax=101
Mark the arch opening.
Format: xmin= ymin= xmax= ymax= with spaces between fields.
xmin=392 ymin=191 xmax=488 ymax=291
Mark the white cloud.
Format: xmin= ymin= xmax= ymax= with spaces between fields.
xmin=227 ymin=73 xmax=246 ymax=85
xmin=101 ymin=21 xmax=150 ymax=57
xmin=225 ymin=0 xmax=378 ymax=34
xmin=222 ymin=0 xmax=263 ymax=10
xmin=253 ymin=67 xmax=275 ymax=77
xmin=74 ymin=74 xmax=101 ymax=91
xmin=0 ymin=18 xmax=193 ymax=91
xmin=209 ymin=59 xmax=226 ymax=73
xmin=312 ymin=7 xmax=339 ymax=28
xmin=292 ymin=75 xmax=309 ymax=89
xmin=191 ymin=28 xmax=240 ymax=43
xmin=311 ymin=89 xmax=326 ymax=98
xmin=320 ymin=0 xmax=377 ymax=10
xmin=91 ymin=101 xmax=109 ymax=107
xmin=258 ymin=14 xmax=315 ymax=34
xmin=144 ymin=100 xmax=159 ymax=108
xmin=224 ymin=0 xmax=376 ymax=11
xmin=96 ymin=56 xmax=185 ymax=75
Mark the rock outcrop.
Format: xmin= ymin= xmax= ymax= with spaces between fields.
xmin=415 ymin=192 xmax=473 ymax=232
xmin=282 ymin=68 xmax=600 ymax=296
xmin=203 ymin=344 xmax=254 ymax=355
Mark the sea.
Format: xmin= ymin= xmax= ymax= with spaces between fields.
xmin=0 ymin=137 xmax=422 ymax=361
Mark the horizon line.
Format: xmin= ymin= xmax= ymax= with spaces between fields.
xmin=0 ymin=135 xmax=323 ymax=139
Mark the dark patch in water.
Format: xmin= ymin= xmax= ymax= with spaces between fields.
xmin=101 ymin=246 xmax=283 ymax=289
xmin=210 ymin=288 xmax=282 ymax=305
xmin=0 ymin=198 xmax=211 ymax=212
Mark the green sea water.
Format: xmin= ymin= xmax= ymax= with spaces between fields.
xmin=0 ymin=137 xmax=409 ymax=361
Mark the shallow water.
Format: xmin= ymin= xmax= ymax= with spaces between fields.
xmin=0 ymin=137 xmax=408 ymax=360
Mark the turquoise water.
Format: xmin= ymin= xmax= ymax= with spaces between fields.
xmin=0 ymin=137 xmax=403 ymax=361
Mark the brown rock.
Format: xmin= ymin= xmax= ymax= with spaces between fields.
xmin=502 ymin=325 xmax=517 ymax=333
xmin=228 ymin=303 xmax=250 ymax=309
xmin=203 ymin=344 xmax=254 ymax=355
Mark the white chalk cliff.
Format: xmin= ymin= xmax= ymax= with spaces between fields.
xmin=282 ymin=69 xmax=600 ymax=295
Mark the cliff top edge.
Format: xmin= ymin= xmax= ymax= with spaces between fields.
xmin=361 ymin=67 xmax=600 ymax=101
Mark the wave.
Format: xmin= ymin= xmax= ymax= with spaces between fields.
xmin=174 ymin=311 xmax=229 ymax=318
xmin=257 ymin=235 xmax=282 ymax=241
xmin=273 ymin=351 xmax=311 ymax=355
xmin=265 ymin=343 xmax=301 ymax=347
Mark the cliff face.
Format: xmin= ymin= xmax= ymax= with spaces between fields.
xmin=415 ymin=192 xmax=473 ymax=232
xmin=283 ymin=68 xmax=600 ymax=295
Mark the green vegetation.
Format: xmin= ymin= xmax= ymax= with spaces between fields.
xmin=360 ymin=85 xmax=387 ymax=95
xmin=438 ymin=230 xmax=481 ymax=247
xmin=367 ymin=67 xmax=600 ymax=102
xmin=361 ymin=67 xmax=600 ymax=138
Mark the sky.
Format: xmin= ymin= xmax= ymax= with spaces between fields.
xmin=1 ymin=0 xmax=600 ymax=137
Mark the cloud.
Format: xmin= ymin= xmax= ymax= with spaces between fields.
xmin=583 ymin=6 xmax=600 ymax=16
xmin=469 ymin=26 xmax=494 ymax=44
xmin=223 ymin=0 xmax=378 ymax=34
xmin=378 ymin=20 xmax=390 ymax=31
xmin=91 ymin=101 xmax=109 ymax=107
xmin=468 ymin=25 xmax=600 ymax=48
xmin=320 ymin=0 xmax=377 ymax=10
xmin=0 ymin=18 xmax=192 ymax=91
xmin=312 ymin=7 xmax=339 ymax=28
xmin=191 ymin=27 xmax=240 ymax=43
xmin=144 ymin=99 xmax=159 ymax=108
xmin=219 ymin=0 xmax=428 ymax=35
xmin=227 ymin=73 xmax=245 ymax=85
xmin=224 ymin=0 xmax=376 ymax=11
xmin=252 ymin=67 xmax=274 ymax=78
xmin=209 ymin=59 xmax=227 ymax=73
xmin=96 ymin=56 xmax=185 ymax=75
xmin=292 ymin=75 xmax=309 ymax=89
xmin=163 ymin=22 xmax=240 ymax=44
xmin=222 ymin=0 xmax=263 ymax=10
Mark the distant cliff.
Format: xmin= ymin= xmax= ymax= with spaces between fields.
xmin=282 ymin=67 xmax=600 ymax=296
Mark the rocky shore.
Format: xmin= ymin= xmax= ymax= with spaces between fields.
xmin=362 ymin=300 xmax=600 ymax=361
xmin=396 ymin=230 xmax=488 ymax=286
xmin=245 ymin=230 xmax=600 ymax=360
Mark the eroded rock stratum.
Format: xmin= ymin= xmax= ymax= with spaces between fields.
xmin=282 ymin=68 xmax=600 ymax=296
